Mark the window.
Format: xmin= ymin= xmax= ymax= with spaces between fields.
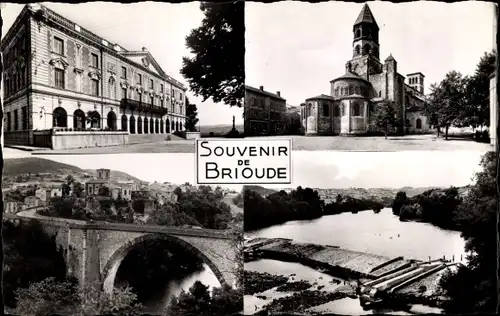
xmin=54 ymin=68 xmax=65 ymax=89
xmin=121 ymin=87 xmax=127 ymax=99
xmin=54 ymin=37 xmax=64 ymax=55
xmin=14 ymin=109 xmax=19 ymax=130
xmin=150 ymin=96 xmax=154 ymax=105
xmin=138 ymin=92 xmax=142 ymax=103
xmin=333 ymin=105 xmax=340 ymax=117
xmin=160 ymin=84 xmax=164 ymax=93
xmin=352 ymin=103 xmax=361 ymax=116
xmin=91 ymin=79 xmax=99 ymax=96
xmin=322 ymin=103 xmax=329 ymax=116
xmin=379 ymin=91 xmax=381 ymax=97
xmin=91 ymin=53 xmax=98 ymax=68
xmin=179 ymin=92 xmax=183 ymax=101
xmin=416 ymin=118 xmax=422 ymax=129
xmin=6 ymin=112 xmax=11 ymax=131
xmin=121 ymin=66 xmax=127 ymax=79
xmin=149 ymin=79 xmax=154 ymax=89
xmin=160 ymin=99 xmax=164 ymax=108
xmin=137 ymin=74 xmax=142 ymax=85
xmin=341 ymin=104 xmax=346 ymax=116
xmin=22 ymin=106 xmax=28 ymax=130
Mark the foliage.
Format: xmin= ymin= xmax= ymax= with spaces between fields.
xmin=185 ymin=96 xmax=200 ymax=132
xmin=14 ymin=277 xmax=79 ymax=316
xmin=244 ymin=186 xmax=324 ymax=231
xmin=323 ymin=194 xmax=384 ymax=215
xmin=425 ymin=71 xmax=468 ymax=139
xmin=181 ymin=2 xmax=244 ymax=107
xmin=462 ymin=52 xmax=497 ymax=128
xmin=232 ymin=192 xmax=244 ymax=208
xmin=98 ymin=185 xmax=110 ymax=197
xmin=2 ymin=220 xmax=67 ymax=308
xmin=167 ymin=281 xmax=243 ymax=316
xmin=14 ymin=277 xmax=143 ymax=316
xmin=372 ymin=101 xmax=398 ymax=138
xmin=439 ymin=151 xmax=497 ymax=314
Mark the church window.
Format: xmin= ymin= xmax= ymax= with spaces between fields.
xmin=363 ymin=44 xmax=371 ymax=55
xmin=355 ymin=29 xmax=361 ymax=38
xmin=372 ymin=47 xmax=378 ymax=58
xmin=322 ymin=103 xmax=329 ymax=117
xmin=334 ymin=105 xmax=340 ymax=117
xmin=352 ymin=103 xmax=361 ymax=116
xmin=416 ymin=118 xmax=422 ymax=129
xmin=355 ymin=86 xmax=360 ymax=95
xmin=354 ymin=45 xmax=360 ymax=55
xmin=348 ymin=86 xmax=354 ymax=95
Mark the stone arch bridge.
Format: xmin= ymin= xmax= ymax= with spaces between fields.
xmin=5 ymin=212 xmax=237 ymax=293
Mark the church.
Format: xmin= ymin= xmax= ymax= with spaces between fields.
xmin=300 ymin=4 xmax=430 ymax=136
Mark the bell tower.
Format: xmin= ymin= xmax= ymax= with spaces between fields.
xmin=352 ymin=4 xmax=380 ymax=60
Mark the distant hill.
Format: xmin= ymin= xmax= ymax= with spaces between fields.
xmin=3 ymin=157 xmax=83 ymax=177
xmin=244 ymin=185 xmax=278 ymax=197
xmin=243 ymin=185 xmax=459 ymax=205
xmin=199 ymin=124 xmax=244 ymax=136
xmin=3 ymin=157 xmax=141 ymax=183
xmin=84 ymin=169 xmax=142 ymax=182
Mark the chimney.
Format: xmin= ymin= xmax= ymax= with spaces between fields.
xmin=259 ymin=86 xmax=264 ymax=91
xmin=277 ymin=91 xmax=281 ymax=97
xmin=142 ymin=47 xmax=148 ymax=52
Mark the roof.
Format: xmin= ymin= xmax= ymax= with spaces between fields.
xmin=86 ymin=179 xmax=107 ymax=184
xmin=2 ymin=4 xmax=185 ymax=89
xmin=245 ymin=85 xmax=286 ymax=101
xmin=354 ymin=4 xmax=379 ymax=28
xmin=407 ymin=72 xmax=425 ymax=78
xmin=385 ymin=54 xmax=395 ymax=62
xmin=305 ymin=94 xmax=335 ymax=101
xmin=330 ymin=72 xmax=370 ymax=84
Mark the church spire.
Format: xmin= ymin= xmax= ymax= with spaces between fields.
xmin=353 ymin=3 xmax=379 ymax=29
xmin=352 ymin=3 xmax=380 ymax=59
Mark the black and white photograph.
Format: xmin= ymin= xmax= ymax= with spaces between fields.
xmin=1 ymin=1 xmax=244 ymax=155
xmin=245 ymin=1 xmax=497 ymax=152
xmin=243 ymin=149 xmax=497 ymax=315
xmin=1 ymin=151 xmax=243 ymax=315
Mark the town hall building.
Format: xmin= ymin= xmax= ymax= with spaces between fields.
xmin=2 ymin=4 xmax=187 ymax=146
xmin=301 ymin=4 xmax=430 ymax=136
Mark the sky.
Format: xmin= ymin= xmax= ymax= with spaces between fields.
xmin=265 ymin=150 xmax=486 ymax=190
xmin=246 ymin=1 xmax=497 ymax=106
xmin=3 ymin=149 xmax=486 ymax=192
xmin=1 ymin=2 xmax=243 ymax=126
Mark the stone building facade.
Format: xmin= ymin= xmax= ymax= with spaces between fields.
xmin=85 ymin=168 xmax=134 ymax=201
xmin=490 ymin=72 xmax=497 ymax=147
xmin=301 ymin=4 xmax=429 ymax=136
xmin=2 ymin=4 xmax=186 ymax=146
xmin=244 ymin=85 xmax=287 ymax=135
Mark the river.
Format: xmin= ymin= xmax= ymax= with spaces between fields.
xmin=142 ymin=264 xmax=221 ymax=315
xmin=244 ymin=208 xmax=466 ymax=315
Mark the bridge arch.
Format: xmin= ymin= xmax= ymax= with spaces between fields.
xmin=101 ymin=233 xmax=226 ymax=294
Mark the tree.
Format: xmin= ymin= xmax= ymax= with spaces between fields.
xmin=98 ymin=185 xmax=110 ymax=197
xmin=463 ymin=52 xmax=497 ymax=128
xmin=372 ymin=101 xmax=397 ymax=139
xmin=14 ymin=278 xmax=143 ymax=316
xmin=185 ymin=97 xmax=200 ymax=132
xmin=426 ymin=71 xmax=468 ymax=140
xmin=62 ymin=175 xmax=75 ymax=197
xmin=181 ymin=2 xmax=244 ymax=107
xmin=439 ymin=151 xmax=497 ymax=313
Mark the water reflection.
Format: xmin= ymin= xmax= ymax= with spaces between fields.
xmin=246 ymin=208 xmax=466 ymax=262
xmin=142 ymin=264 xmax=220 ymax=315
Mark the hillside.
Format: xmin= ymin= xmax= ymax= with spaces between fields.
xmin=3 ymin=157 xmax=83 ymax=177
xmin=2 ymin=157 xmax=141 ymax=184
xmin=244 ymin=185 xmax=457 ymax=205
xmin=244 ymin=185 xmax=278 ymax=197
